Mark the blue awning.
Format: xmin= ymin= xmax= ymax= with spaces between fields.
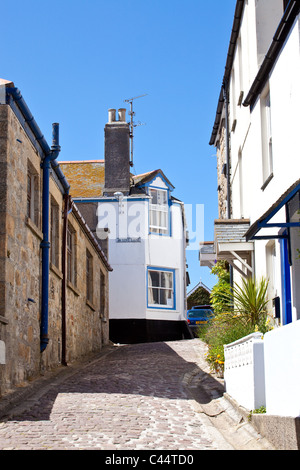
xmin=245 ymin=180 xmax=300 ymax=241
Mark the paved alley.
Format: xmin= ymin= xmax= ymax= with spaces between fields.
xmin=0 ymin=339 xmax=273 ymax=451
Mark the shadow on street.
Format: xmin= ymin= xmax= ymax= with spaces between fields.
xmin=4 ymin=341 xmax=224 ymax=422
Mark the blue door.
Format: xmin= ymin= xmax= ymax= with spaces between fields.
xmin=280 ymin=233 xmax=292 ymax=325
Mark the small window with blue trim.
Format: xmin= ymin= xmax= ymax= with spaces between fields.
xmin=149 ymin=188 xmax=169 ymax=234
xmin=148 ymin=268 xmax=174 ymax=309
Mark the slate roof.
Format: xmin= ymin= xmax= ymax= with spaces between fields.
xmin=214 ymin=219 xmax=250 ymax=243
xmin=132 ymin=169 xmax=174 ymax=189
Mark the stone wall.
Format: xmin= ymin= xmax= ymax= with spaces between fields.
xmin=216 ymin=125 xmax=228 ymax=219
xmin=0 ymin=104 xmax=110 ymax=397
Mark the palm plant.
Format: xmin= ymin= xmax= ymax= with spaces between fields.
xmin=224 ymin=276 xmax=270 ymax=332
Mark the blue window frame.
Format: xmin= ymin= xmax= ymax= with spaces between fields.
xmin=147 ymin=267 xmax=175 ymax=310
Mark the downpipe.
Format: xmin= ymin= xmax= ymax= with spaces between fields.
xmin=40 ymin=123 xmax=61 ymax=353
xmin=61 ymin=193 xmax=72 ymax=365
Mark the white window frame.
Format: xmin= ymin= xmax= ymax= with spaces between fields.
xmin=261 ymin=86 xmax=273 ymax=188
xmin=149 ymin=187 xmax=169 ymax=235
xmin=147 ymin=267 xmax=175 ymax=310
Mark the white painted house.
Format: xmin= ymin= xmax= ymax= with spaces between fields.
xmin=200 ymin=0 xmax=300 ymax=419
xmin=61 ymin=108 xmax=191 ymax=344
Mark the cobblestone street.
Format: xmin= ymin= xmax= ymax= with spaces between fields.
xmin=0 ymin=339 xmax=273 ymax=451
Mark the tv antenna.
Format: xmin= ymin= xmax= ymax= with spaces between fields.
xmin=124 ymin=94 xmax=147 ymax=166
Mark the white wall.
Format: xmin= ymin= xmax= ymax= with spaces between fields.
xmin=228 ymin=7 xmax=300 ymax=322
xmin=217 ymin=2 xmax=300 ymax=419
xmin=146 ymin=203 xmax=186 ymax=321
xmin=264 ymin=320 xmax=300 ymax=417
xmin=224 ymin=333 xmax=266 ymax=411
xmin=98 ymin=197 xmax=187 ymax=322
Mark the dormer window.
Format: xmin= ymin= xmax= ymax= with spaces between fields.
xmin=149 ymin=188 xmax=169 ymax=234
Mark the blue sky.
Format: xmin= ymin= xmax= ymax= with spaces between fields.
xmin=1 ymin=0 xmax=237 ymax=290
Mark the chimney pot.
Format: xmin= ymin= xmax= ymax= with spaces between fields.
xmin=118 ymin=108 xmax=126 ymax=122
xmin=108 ymin=109 xmax=116 ymax=123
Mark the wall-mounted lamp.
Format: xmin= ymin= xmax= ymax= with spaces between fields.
xmin=114 ymin=191 xmax=124 ymax=202
xmin=114 ymin=192 xmax=125 ymax=214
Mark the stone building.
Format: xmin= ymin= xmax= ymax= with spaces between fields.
xmin=0 ymin=79 xmax=112 ymax=397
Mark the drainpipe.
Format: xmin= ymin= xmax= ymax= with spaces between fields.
xmin=40 ymin=123 xmax=61 ymax=352
xmin=50 ymin=159 xmax=70 ymax=364
xmin=61 ymin=193 xmax=72 ymax=365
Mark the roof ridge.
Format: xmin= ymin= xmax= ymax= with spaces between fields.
xmin=60 ymin=160 xmax=104 ymax=164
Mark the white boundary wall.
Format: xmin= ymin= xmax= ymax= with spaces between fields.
xmin=264 ymin=320 xmax=300 ymax=417
xmin=224 ymin=333 xmax=265 ymax=411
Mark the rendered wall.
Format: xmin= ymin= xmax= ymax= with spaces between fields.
xmin=264 ymin=320 xmax=300 ymax=417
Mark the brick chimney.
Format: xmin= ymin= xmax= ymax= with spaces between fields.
xmin=103 ymin=108 xmax=130 ymax=196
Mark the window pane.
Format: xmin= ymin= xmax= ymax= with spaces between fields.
xmin=158 ymin=190 xmax=167 ymax=205
xmin=149 ymin=270 xmax=160 ymax=287
xmin=152 ymin=287 xmax=159 ymax=304
xmin=160 ymin=210 xmax=168 ymax=229
xmin=148 ymin=269 xmax=174 ymax=308
xmin=150 ymin=189 xmax=158 ymax=204
xmin=150 ymin=209 xmax=157 ymax=227
xmin=161 ymin=271 xmax=172 ymax=288
xmin=160 ymin=289 xmax=173 ymax=307
xmin=150 ymin=188 xmax=168 ymax=207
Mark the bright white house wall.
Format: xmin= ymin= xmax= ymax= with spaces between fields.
xmin=97 ymin=180 xmax=187 ymax=325
xmin=264 ymin=320 xmax=300 ymax=417
xmin=224 ymin=333 xmax=265 ymax=411
xmin=220 ymin=2 xmax=300 ymax=417
xmin=229 ymin=4 xmax=300 ymax=322
xmin=146 ymin=203 xmax=186 ymax=321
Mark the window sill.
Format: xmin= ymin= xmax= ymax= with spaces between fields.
xmin=67 ymin=280 xmax=80 ymax=296
xmin=149 ymin=231 xmax=170 ymax=237
xmin=261 ymin=172 xmax=274 ymax=191
xmin=86 ymin=299 xmax=96 ymax=311
xmin=0 ymin=315 xmax=9 ymax=325
xmin=26 ymin=217 xmax=43 ymax=240
xmin=50 ymin=263 xmax=63 ymax=279
xmin=147 ymin=305 xmax=175 ymax=311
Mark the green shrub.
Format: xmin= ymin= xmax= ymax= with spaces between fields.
xmin=210 ymin=261 xmax=232 ymax=315
xmin=199 ymin=312 xmax=256 ymax=375
xmin=200 ymin=276 xmax=272 ymax=376
xmin=223 ymin=277 xmax=270 ymax=334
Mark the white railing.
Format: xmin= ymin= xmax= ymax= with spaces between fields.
xmin=224 ymin=332 xmax=265 ymax=411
